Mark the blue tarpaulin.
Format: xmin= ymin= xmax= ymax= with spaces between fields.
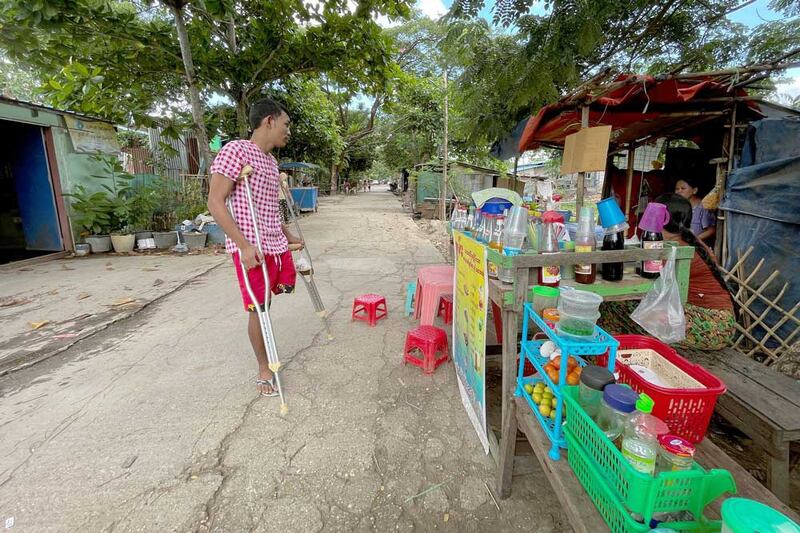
xmin=720 ymin=117 xmax=800 ymax=346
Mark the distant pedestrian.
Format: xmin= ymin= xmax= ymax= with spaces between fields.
xmin=206 ymin=98 xmax=304 ymax=397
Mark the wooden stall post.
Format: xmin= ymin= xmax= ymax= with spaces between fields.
xmin=716 ymin=102 xmax=737 ymax=261
xmin=624 ymin=144 xmax=635 ymax=219
xmin=575 ymin=106 xmax=589 ymax=213
xmin=440 ymin=68 xmax=449 ymax=221
xmin=497 ymin=264 xmax=530 ymax=498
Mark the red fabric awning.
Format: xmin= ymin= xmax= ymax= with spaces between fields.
xmin=518 ymin=74 xmax=760 ymax=152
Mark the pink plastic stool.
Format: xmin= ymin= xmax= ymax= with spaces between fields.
xmin=352 ymin=294 xmax=388 ymax=326
xmin=403 ymin=325 xmax=449 ymax=374
xmin=437 ymin=294 xmax=453 ymax=325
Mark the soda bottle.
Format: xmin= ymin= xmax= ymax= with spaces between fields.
xmin=601 ymin=230 xmax=625 ymax=281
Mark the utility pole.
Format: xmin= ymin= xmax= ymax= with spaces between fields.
xmin=440 ymin=68 xmax=449 ymax=221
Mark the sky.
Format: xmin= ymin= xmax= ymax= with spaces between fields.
xmin=408 ymin=0 xmax=799 ymax=97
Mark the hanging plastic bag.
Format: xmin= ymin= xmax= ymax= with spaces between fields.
xmin=630 ymin=246 xmax=686 ymax=344
xmin=294 ymin=249 xmax=312 ymax=275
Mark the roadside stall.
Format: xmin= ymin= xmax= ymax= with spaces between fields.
xmin=446 ymin=65 xmax=800 ymax=532
xmin=279 ymin=161 xmax=322 ymax=211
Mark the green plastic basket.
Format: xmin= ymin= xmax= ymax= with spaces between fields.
xmin=566 ymin=431 xmax=723 ymax=533
xmin=562 ymin=386 xmax=736 ymax=521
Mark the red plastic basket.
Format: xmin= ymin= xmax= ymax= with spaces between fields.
xmin=597 ymin=335 xmax=726 ymax=443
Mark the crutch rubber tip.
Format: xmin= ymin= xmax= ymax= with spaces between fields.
xmin=280 ymin=403 xmax=289 ymax=416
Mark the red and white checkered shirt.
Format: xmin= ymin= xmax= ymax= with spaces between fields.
xmin=210 ymin=140 xmax=288 ymax=256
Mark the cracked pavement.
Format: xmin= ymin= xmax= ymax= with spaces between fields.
xmin=0 ymin=187 xmax=566 ymax=532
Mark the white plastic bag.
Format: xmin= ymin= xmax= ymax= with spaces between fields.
xmin=630 ymin=246 xmax=686 ymax=344
xmin=294 ymin=249 xmax=312 ymax=274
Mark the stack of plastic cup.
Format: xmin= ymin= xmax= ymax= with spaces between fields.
xmin=596 ymin=197 xmax=629 ymax=234
xmin=556 ymin=288 xmax=603 ymax=339
xmin=503 ymin=205 xmax=528 ymax=254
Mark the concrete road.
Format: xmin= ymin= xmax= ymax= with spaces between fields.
xmin=0 ymin=187 xmax=566 ymax=532
xmin=0 ymin=252 xmax=226 ymax=376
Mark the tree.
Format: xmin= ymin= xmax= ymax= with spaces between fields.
xmin=0 ymin=54 xmax=41 ymax=101
xmin=0 ymin=0 xmax=412 ymax=138
xmin=186 ymin=0 xmax=411 ymax=136
xmin=320 ymin=12 xmax=453 ymax=193
xmin=269 ymin=77 xmax=344 ymax=169
xmin=163 ymin=0 xmax=212 ymax=173
xmin=0 ymin=0 xmax=188 ymax=123
xmin=443 ymin=1 xmax=800 ymax=147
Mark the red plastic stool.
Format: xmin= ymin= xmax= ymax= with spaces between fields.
xmin=437 ymin=294 xmax=453 ymax=325
xmin=403 ymin=325 xmax=449 ymax=374
xmin=352 ymin=294 xmax=388 ymax=326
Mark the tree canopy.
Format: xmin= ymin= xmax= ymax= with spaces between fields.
xmin=1 ymin=0 xmax=797 ymax=187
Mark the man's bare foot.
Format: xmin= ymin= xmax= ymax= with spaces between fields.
xmin=256 ymin=369 xmax=277 ymax=397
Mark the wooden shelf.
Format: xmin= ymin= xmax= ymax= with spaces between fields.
xmin=489 ymin=263 xmax=687 ymax=309
xmin=514 ymin=397 xmax=608 ymax=533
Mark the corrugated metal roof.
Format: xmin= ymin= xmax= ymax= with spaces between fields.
xmin=0 ymin=96 xmax=115 ymax=124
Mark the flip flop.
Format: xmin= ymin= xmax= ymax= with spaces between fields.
xmin=256 ymin=378 xmax=278 ymax=397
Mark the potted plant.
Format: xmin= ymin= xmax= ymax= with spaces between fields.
xmin=175 ymin=178 xmax=208 ymax=250
xmin=151 ymin=177 xmax=179 ymax=249
xmin=93 ymin=157 xmax=137 ymax=253
xmin=130 ymin=182 xmax=157 ymax=247
xmin=65 ymin=185 xmax=113 ymax=253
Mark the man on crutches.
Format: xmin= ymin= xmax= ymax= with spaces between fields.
xmin=207 ymin=98 xmax=303 ymax=399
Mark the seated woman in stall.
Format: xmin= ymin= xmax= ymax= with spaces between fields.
xmin=598 ymin=193 xmax=736 ymax=351
xmin=674 ymin=177 xmax=716 ymax=247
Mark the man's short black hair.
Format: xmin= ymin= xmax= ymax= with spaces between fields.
xmin=248 ymin=98 xmax=287 ymax=131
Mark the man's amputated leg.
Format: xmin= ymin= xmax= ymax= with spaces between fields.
xmin=248 ymin=311 xmax=274 ymax=394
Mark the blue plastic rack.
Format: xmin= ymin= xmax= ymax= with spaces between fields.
xmin=515 ymin=303 xmax=619 ymax=460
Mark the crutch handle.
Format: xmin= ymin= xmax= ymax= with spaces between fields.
xmin=237 ymin=164 xmax=254 ymax=182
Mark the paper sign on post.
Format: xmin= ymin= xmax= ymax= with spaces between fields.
xmin=560 ymin=125 xmax=612 ymax=174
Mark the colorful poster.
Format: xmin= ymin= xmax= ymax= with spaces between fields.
xmin=452 ymin=232 xmax=489 ymax=453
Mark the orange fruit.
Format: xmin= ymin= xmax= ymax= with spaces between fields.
xmin=566 ymin=372 xmax=580 ymax=386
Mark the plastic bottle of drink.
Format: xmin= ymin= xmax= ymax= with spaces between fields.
xmin=465 ymin=207 xmax=475 ymax=235
xmin=449 ymin=206 xmax=459 ymax=231
xmin=621 ymin=394 xmax=663 ymax=475
xmin=574 ymin=206 xmax=596 ymax=284
xmin=487 ymin=214 xmax=505 ymax=279
xmin=601 ymin=230 xmax=625 ymax=281
xmin=537 ymin=212 xmax=561 ymax=287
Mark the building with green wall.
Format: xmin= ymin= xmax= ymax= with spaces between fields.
xmin=0 ymin=97 xmax=118 ymax=264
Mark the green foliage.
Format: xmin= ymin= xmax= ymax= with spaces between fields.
xmin=65 ymin=186 xmax=115 ymax=236
xmin=151 ymin=178 xmax=181 ymax=232
xmin=0 ymin=0 xmax=412 ymax=134
xmin=129 ymin=182 xmax=158 ymax=231
xmin=0 ymin=0 xmax=183 ymax=125
xmin=174 ymin=178 xmax=207 ymax=223
xmin=0 ymin=53 xmax=41 ymax=101
xmin=66 ymin=156 xmax=147 ymax=235
xmin=274 ymin=77 xmax=344 ymax=164
xmin=444 ymin=1 xmax=800 ymax=148
xmin=118 ymin=129 xmax=149 ymax=149
xmin=149 ymin=176 xmax=207 ymax=230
